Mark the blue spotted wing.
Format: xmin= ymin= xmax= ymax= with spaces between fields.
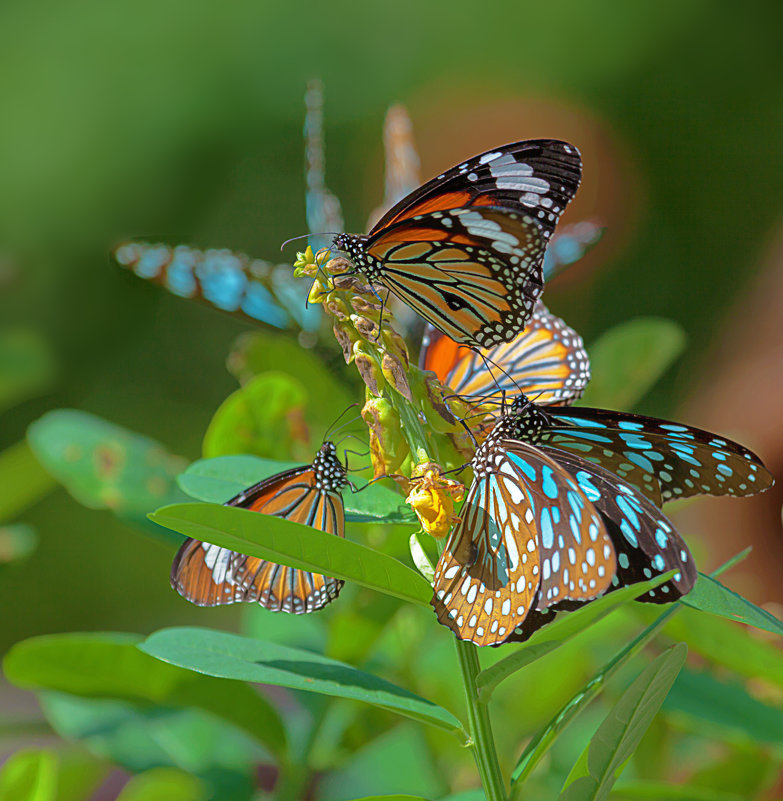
xmin=539 ymin=407 xmax=774 ymax=503
xmin=503 ymin=445 xmax=696 ymax=643
xmin=431 ymin=437 xmax=615 ymax=646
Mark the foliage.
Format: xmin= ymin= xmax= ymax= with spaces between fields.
xmin=4 ymin=91 xmax=783 ymax=801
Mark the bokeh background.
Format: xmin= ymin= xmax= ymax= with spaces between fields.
xmin=2 ymin=1 xmax=783 ymax=797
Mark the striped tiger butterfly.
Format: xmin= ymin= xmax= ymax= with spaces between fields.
xmin=333 ymin=139 xmax=582 ymax=349
xmin=506 ymin=396 xmax=774 ymax=506
xmin=419 ymin=302 xmax=590 ymax=407
xmin=171 ymin=441 xmax=347 ymax=613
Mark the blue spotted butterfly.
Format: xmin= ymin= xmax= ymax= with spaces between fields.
xmin=432 ymin=399 xmax=701 ymax=645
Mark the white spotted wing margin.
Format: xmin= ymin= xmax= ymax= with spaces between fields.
xmin=431 ymin=438 xmax=616 ymax=647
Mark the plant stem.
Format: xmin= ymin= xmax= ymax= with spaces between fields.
xmin=454 ymin=638 xmax=507 ymax=801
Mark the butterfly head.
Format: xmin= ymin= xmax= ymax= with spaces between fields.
xmin=493 ymin=393 xmax=548 ymax=442
xmin=313 ymin=441 xmax=349 ymax=491
xmin=332 ymin=233 xmax=376 ymax=275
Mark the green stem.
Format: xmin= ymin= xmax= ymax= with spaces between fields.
xmin=391 ymin=389 xmax=432 ymax=460
xmin=455 ymin=639 xmax=507 ymax=801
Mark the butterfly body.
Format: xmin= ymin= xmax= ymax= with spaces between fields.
xmin=333 ymin=140 xmax=582 ymax=348
xmin=171 ymin=442 xmax=348 ymax=614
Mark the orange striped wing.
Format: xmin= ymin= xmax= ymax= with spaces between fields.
xmin=171 ymin=446 xmax=346 ymax=613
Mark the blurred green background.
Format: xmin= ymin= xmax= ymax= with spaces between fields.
xmin=2 ymin=1 xmax=783 ymax=795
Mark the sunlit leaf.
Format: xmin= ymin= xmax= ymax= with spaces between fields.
xmin=0 ymin=441 xmax=56 ymax=524
xmin=178 ymin=454 xmax=414 ymax=524
xmin=682 ymin=572 xmax=783 ymax=636
xmin=226 ymin=331 xmax=354 ymax=424
xmin=3 ymin=632 xmax=286 ymax=759
xmin=140 ymin=626 xmax=463 ymax=734
xmin=202 ymin=372 xmax=308 ymax=460
xmin=0 ymin=329 xmax=56 ymax=413
xmin=558 ymin=643 xmax=687 ymax=801
xmin=115 ymin=767 xmax=208 ymax=801
xmin=0 ymin=748 xmax=57 ymax=801
xmin=0 ymin=524 xmax=37 ymax=565
xmin=41 ymin=751 xmax=107 ymax=801
xmin=664 ymin=667 xmax=783 ymax=745
xmin=478 ymin=572 xmax=676 ymax=696
xmin=27 ymin=410 xmax=187 ymax=515
xmin=149 ymin=503 xmax=430 ymax=606
xmin=580 ymin=318 xmax=686 ymax=409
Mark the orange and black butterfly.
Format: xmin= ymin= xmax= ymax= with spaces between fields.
xmin=171 ymin=442 xmax=348 ymax=614
xmin=333 ymin=139 xmax=582 ymax=348
xmin=419 ymin=302 xmax=590 ymax=407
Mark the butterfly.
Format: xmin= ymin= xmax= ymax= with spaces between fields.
xmin=432 ymin=413 xmax=617 ymax=646
xmin=114 ymin=241 xmax=320 ymax=333
xmin=170 ymin=442 xmax=348 ymax=613
xmin=432 ymin=403 xmax=697 ymax=645
xmin=333 ymin=139 xmax=582 ymax=349
xmin=419 ymin=302 xmax=590 ymax=407
xmin=506 ymin=396 xmax=775 ymax=506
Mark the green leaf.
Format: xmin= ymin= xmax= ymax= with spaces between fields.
xmin=178 ymin=454 xmax=414 ymax=524
xmin=663 ymin=607 xmax=783 ymax=688
xmin=318 ymin=725 xmax=447 ymax=801
xmin=149 ymin=502 xmax=431 ymax=606
xmin=27 ymin=410 xmax=187 ymax=515
xmin=610 ymin=782 xmax=746 ymax=801
xmin=0 ymin=329 xmax=56 ymax=413
xmin=225 ymin=331 xmax=355 ymax=430
xmin=0 ymin=524 xmax=37 ymax=565
xmin=42 ymin=751 xmax=107 ymax=801
xmin=40 ymin=693 xmax=258 ymax=798
xmin=334 ymin=797 xmax=433 ymax=801
xmin=478 ymin=572 xmax=676 ymax=696
xmin=510 ymin=552 xmax=751 ymax=794
xmin=203 ymin=372 xmax=308 ymax=460
xmin=115 ymin=767 xmax=208 ymax=801
xmin=0 ymin=749 xmax=57 ymax=801
xmin=682 ymin=572 xmax=783 ymax=636
xmin=140 ymin=626 xmax=463 ymax=734
xmin=558 ymin=643 xmax=687 ymax=801
xmin=3 ymin=632 xmax=286 ymax=759
xmin=664 ymin=667 xmax=783 ymax=745
xmin=0 ymin=441 xmax=56 ymax=524
xmin=580 ymin=318 xmax=686 ymax=408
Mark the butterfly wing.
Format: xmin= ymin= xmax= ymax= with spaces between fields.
xmin=542 ymin=407 xmax=774 ymax=502
xmin=170 ymin=464 xmax=345 ymax=613
xmin=420 ymin=303 xmax=590 ymax=405
xmin=371 ymin=139 xmax=582 ymax=240
xmin=541 ymin=446 xmax=696 ymax=601
xmin=368 ymin=206 xmax=547 ymax=346
xmin=431 ymin=439 xmax=615 ymax=646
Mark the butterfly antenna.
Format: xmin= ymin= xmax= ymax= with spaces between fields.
xmin=323 ymin=403 xmax=361 ymax=442
xmin=280 ymin=232 xmax=343 ymax=252
xmin=475 ymin=348 xmax=524 ymax=399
